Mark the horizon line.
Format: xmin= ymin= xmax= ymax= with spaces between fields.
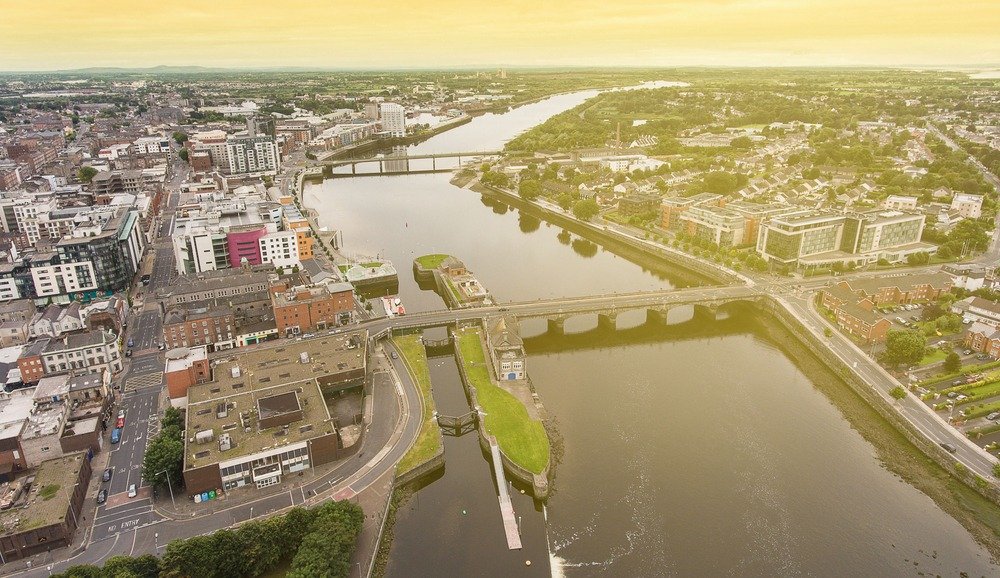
xmin=2 ymin=62 xmax=1000 ymax=75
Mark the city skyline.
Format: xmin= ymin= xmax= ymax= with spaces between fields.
xmin=1 ymin=0 xmax=999 ymax=71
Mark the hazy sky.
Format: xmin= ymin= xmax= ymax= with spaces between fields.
xmin=1 ymin=0 xmax=998 ymax=70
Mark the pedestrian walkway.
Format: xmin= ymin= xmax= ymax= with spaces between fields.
xmin=126 ymin=373 xmax=162 ymax=391
xmin=490 ymin=440 xmax=522 ymax=550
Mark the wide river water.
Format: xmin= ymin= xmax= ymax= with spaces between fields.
xmin=304 ymin=88 xmax=999 ymax=576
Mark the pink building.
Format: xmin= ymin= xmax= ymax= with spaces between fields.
xmin=226 ymin=226 xmax=267 ymax=268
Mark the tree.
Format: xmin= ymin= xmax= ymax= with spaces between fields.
xmin=906 ymin=252 xmax=930 ymax=265
xmin=77 ymin=166 xmax=98 ymax=183
xmin=287 ymin=501 xmax=364 ymax=578
xmin=177 ymin=148 xmax=189 ymax=162
xmin=571 ymin=198 xmax=600 ymax=221
xmin=102 ymin=555 xmax=161 ymax=578
xmin=890 ymin=386 xmax=907 ymax=403
xmin=305 ymin=151 xmax=317 ymax=160
xmin=883 ymin=329 xmax=926 ymax=367
xmin=993 ymin=462 xmax=1000 ymax=479
xmin=701 ymin=171 xmax=744 ymax=195
xmin=172 ymin=131 xmax=187 ymax=145
xmin=518 ymin=179 xmax=541 ymax=201
xmin=142 ymin=426 xmax=183 ymax=491
xmin=944 ymin=351 xmax=962 ymax=373
xmin=162 ymin=406 xmax=184 ymax=431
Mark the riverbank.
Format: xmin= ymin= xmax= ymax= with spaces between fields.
xmin=752 ymin=301 xmax=1000 ymax=561
xmin=470 ymin=181 xmax=737 ymax=287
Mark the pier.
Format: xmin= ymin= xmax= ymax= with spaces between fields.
xmin=490 ymin=440 xmax=522 ymax=550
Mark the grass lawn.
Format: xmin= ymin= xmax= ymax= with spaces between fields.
xmin=415 ymin=254 xmax=450 ymax=269
xmin=392 ymin=334 xmax=442 ymax=476
xmin=918 ymin=349 xmax=948 ymax=366
xmin=456 ymin=329 xmax=549 ymax=474
xmin=961 ymin=399 xmax=1000 ymax=420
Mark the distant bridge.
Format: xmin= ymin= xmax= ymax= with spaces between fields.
xmin=319 ymin=151 xmax=501 ymax=178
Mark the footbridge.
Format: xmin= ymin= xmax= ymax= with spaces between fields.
xmin=320 ymin=151 xmax=501 ymax=177
xmin=435 ymin=410 xmax=478 ymax=437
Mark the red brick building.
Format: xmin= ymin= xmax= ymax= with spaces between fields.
xmin=164 ymin=346 xmax=211 ymax=405
xmin=271 ymin=282 xmax=353 ymax=337
xmin=16 ymin=338 xmax=49 ymax=384
xmin=163 ymin=304 xmax=235 ymax=351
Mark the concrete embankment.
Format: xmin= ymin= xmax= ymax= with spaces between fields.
xmin=757 ymin=298 xmax=1000 ymax=504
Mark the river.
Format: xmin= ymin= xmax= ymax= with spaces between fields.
xmin=303 ymin=87 xmax=999 ymax=576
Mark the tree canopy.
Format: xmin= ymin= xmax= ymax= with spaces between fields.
xmin=883 ymin=329 xmax=926 ymax=367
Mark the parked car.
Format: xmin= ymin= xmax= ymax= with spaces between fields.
xmin=987 ymin=412 xmax=1000 ymax=421
xmin=127 ymin=484 xmax=137 ymax=498
xmin=964 ymin=350 xmax=973 ymax=355
xmin=390 ymin=351 xmax=399 ymax=359
xmin=126 ymin=349 xmax=132 ymax=358
xmin=110 ymin=427 xmax=122 ymax=444
xmin=127 ymin=338 xmax=134 ymax=348
xmin=158 ymin=342 xmax=165 ymax=350
xmin=102 ymin=468 xmax=113 ymax=482
xmin=116 ymin=416 xmax=125 ymax=429
xmin=96 ymin=489 xmax=107 ymax=505
xmin=947 ymin=391 xmax=959 ymax=398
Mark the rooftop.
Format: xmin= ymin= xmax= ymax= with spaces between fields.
xmin=184 ymin=331 xmax=366 ymax=469
xmin=0 ymin=453 xmax=87 ymax=537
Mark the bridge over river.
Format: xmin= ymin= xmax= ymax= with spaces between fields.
xmin=367 ymin=284 xmax=762 ymax=338
xmin=319 ymin=150 xmax=501 ymax=177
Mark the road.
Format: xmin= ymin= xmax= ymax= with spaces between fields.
xmin=781 ymin=292 xmax=999 ymax=480
xmin=16 ymin=338 xmax=422 ymax=577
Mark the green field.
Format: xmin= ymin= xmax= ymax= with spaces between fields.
xmin=918 ymin=349 xmax=948 ymax=366
xmin=392 ymin=334 xmax=443 ymax=476
xmin=456 ymin=329 xmax=549 ymax=474
xmin=415 ymin=254 xmax=450 ymax=269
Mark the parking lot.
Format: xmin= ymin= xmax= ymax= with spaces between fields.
xmin=918 ymin=360 xmax=1000 ymax=454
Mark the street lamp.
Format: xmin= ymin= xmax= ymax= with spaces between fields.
xmin=156 ymin=470 xmax=176 ymax=509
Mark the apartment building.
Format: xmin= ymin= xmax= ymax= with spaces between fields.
xmin=951 ymin=193 xmax=984 ymax=219
xmin=39 ymin=330 xmax=122 ymax=376
xmin=226 ymin=137 xmax=280 ymax=175
xmin=660 ymin=193 xmax=724 ymax=230
xmin=379 ymin=103 xmax=406 ymax=138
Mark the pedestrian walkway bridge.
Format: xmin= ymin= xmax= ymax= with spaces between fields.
xmin=435 ymin=411 xmax=478 ymax=437
xmin=490 ymin=440 xmax=522 ymax=550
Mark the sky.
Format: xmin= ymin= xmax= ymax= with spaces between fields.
xmin=0 ymin=0 xmax=998 ymax=71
